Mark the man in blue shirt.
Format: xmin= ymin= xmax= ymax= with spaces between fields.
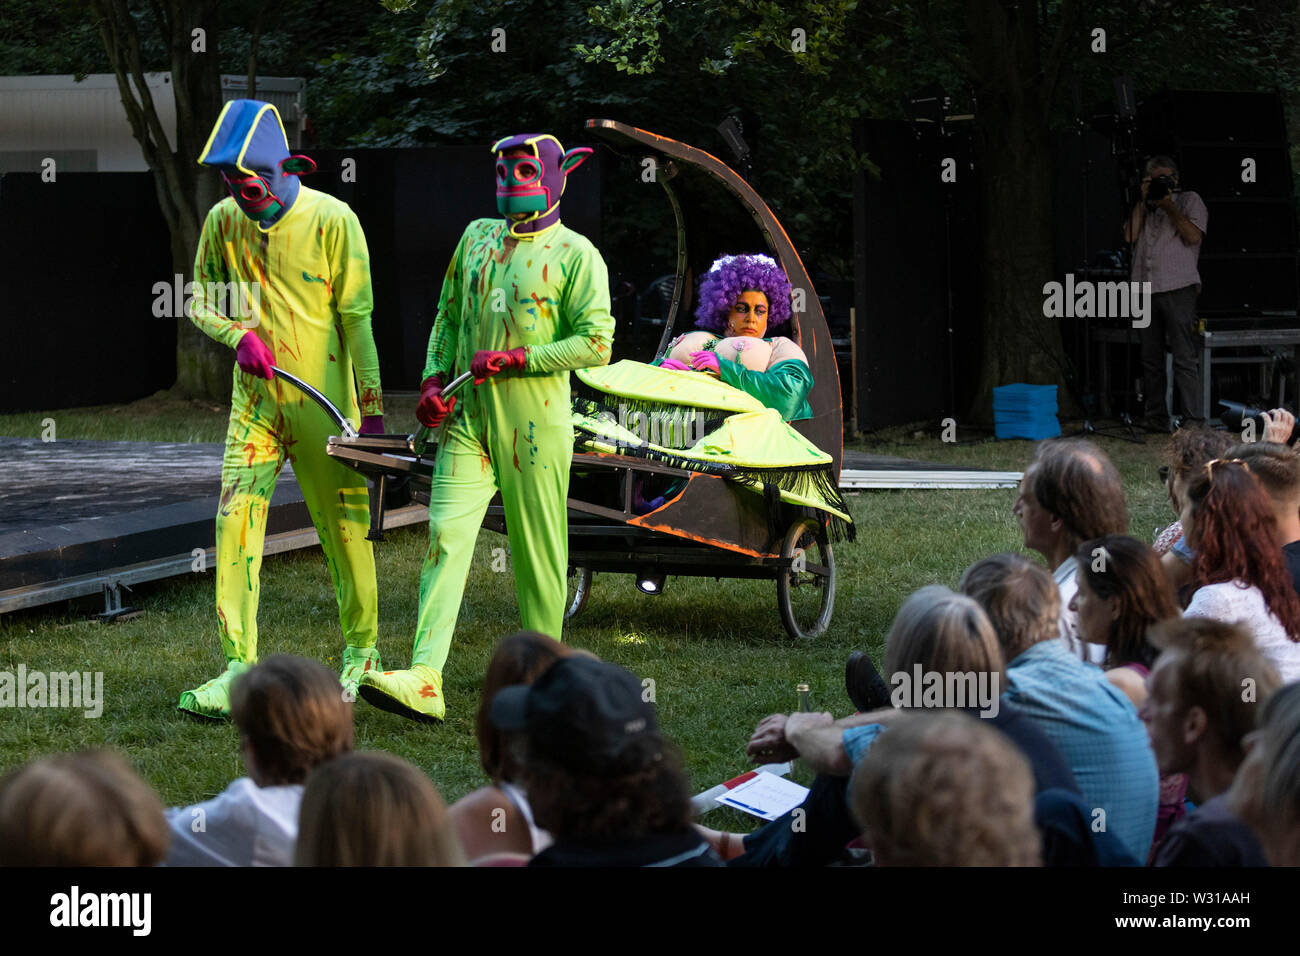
xmin=960 ymin=553 xmax=1159 ymax=861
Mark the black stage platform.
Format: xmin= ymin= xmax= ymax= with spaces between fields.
xmin=0 ymin=439 xmax=1016 ymax=615
xmin=0 ymin=438 xmax=426 ymax=615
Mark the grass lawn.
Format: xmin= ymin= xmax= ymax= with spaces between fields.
xmin=0 ymin=393 xmax=1174 ymax=833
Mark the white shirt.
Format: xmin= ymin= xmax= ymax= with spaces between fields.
xmin=164 ymin=777 xmax=302 ymax=867
xmin=500 ymin=780 xmax=553 ymax=855
xmin=1185 ymin=580 xmax=1300 ymax=684
xmin=1054 ymin=557 xmax=1108 ymax=665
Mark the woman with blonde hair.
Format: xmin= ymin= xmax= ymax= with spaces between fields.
xmin=850 ymin=710 xmax=1041 ymax=866
xmin=0 ymin=750 xmax=169 ymax=866
xmin=295 ymin=752 xmax=464 ymax=867
xmin=711 ymin=585 xmax=1077 ymax=866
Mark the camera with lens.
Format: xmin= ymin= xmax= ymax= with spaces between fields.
xmin=1146 ymin=174 xmax=1176 ymax=205
xmin=1218 ymin=400 xmax=1300 ymax=445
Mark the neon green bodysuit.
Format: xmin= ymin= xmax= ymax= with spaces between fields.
xmin=187 ymin=185 xmax=383 ymax=683
xmin=405 ymin=216 xmax=612 ymax=681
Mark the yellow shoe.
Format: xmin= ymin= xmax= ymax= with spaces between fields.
xmin=340 ymin=645 xmax=383 ymax=701
xmin=357 ymin=664 xmax=445 ymax=723
xmin=177 ymin=660 xmax=252 ymax=720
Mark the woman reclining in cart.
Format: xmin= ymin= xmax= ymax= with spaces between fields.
xmin=654 ymin=253 xmax=813 ymax=422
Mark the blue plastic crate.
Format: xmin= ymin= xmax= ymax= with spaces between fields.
xmin=993 ymin=384 xmax=1060 ymax=440
xmin=994 ymin=418 xmax=1061 ymax=440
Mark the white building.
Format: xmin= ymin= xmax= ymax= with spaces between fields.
xmin=0 ymin=74 xmax=305 ymax=173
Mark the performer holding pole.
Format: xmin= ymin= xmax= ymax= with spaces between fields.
xmin=179 ymin=100 xmax=385 ymax=718
xmin=359 ymin=133 xmax=613 ymax=722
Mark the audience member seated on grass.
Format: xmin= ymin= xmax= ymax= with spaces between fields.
xmin=960 ymin=553 xmax=1160 ymax=861
xmin=449 ymin=631 xmax=576 ymax=865
xmin=849 ymin=710 xmax=1042 ymax=866
xmin=1227 ymin=680 xmax=1300 ymax=866
xmin=1073 ymin=535 xmax=1181 ymax=704
xmin=294 ymin=752 xmax=465 ymax=867
xmin=1180 ymin=458 xmax=1300 ymax=684
xmin=702 ymin=585 xmax=1081 ymax=867
xmin=1226 ymin=440 xmax=1300 ymax=595
xmin=0 ymin=750 xmax=169 ymax=866
xmin=1155 ymin=426 xmax=1234 ymax=593
xmin=1072 ymin=534 xmax=1186 ymax=859
xmin=490 ymin=656 xmax=722 ymax=867
xmin=1142 ymin=617 xmax=1280 ymax=867
xmin=1014 ymin=438 xmax=1129 ymax=663
xmin=165 ymin=655 xmax=353 ymax=866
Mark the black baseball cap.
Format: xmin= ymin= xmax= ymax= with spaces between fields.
xmin=489 ymin=656 xmax=660 ymax=774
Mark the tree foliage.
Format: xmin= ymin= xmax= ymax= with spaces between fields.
xmin=7 ymin=0 xmax=1298 ymax=414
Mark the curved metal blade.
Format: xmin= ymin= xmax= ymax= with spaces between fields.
xmin=271 ymin=366 xmax=358 ymax=438
xmin=440 ymin=370 xmax=473 ymax=398
xmin=409 ymin=370 xmax=474 ymax=455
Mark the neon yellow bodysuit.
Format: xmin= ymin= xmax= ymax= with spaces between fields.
xmin=181 ymin=184 xmax=384 ymax=714
xmin=358 ymin=216 xmax=613 ymax=721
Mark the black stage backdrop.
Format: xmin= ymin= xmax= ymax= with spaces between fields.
xmin=0 ymin=147 xmax=602 ymax=413
xmin=0 ymin=172 xmax=175 ymax=412
xmin=852 ymin=118 xmax=982 ymax=432
xmin=308 ymin=147 xmax=602 ymax=390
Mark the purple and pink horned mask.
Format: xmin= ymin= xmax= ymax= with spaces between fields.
xmin=492 ymin=133 xmax=592 ymax=238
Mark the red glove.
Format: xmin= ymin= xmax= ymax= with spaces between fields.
xmin=235 ymin=331 xmax=275 ymax=380
xmin=688 ymin=350 xmax=720 ymax=376
xmin=470 ymin=347 xmax=526 ymax=384
xmin=659 ymin=358 xmax=690 ymax=371
xmin=416 ymin=375 xmax=456 ymax=428
xmin=359 ymin=415 xmax=385 ymax=435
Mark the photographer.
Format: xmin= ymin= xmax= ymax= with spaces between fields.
xmin=1123 ymin=155 xmax=1208 ymax=427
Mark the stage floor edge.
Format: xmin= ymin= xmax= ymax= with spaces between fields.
xmin=0 ymin=441 xmax=1016 ymax=617
xmin=0 ymin=504 xmax=428 ymax=616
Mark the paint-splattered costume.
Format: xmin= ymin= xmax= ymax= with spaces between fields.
xmin=178 ymin=100 xmax=384 ymax=718
xmin=359 ymin=133 xmax=612 ymax=722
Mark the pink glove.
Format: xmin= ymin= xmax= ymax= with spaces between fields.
xmin=659 ymin=358 xmax=690 ymax=371
xmin=235 ymin=331 xmax=275 ymax=380
xmin=470 ymin=347 xmax=526 ymax=384
xmin=416 ymin=375 xmax=456 ymax=428
xmin=688 ymin=350 xmax=720 ymax=376
xmin=359 ymin=415 xmax=385 ymax=435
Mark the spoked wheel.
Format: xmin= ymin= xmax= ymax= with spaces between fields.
xmin=565 ymin=566 xmax=593 ymax=620
xmin=776 ymin=518 xmax=836 ymax=640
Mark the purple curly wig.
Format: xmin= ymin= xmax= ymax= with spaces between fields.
xmin=693 ymin=254 xmax=793 ymax=334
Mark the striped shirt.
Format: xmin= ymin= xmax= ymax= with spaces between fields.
xmin=1131 ymin=190 xmax=1208 ymax=294
xmin=1003 ymin=640 xmax=1159 ymax=861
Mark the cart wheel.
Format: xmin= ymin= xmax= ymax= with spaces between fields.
xmin=776 ymin=518 xmax=835 ymax=640
xmin=565 ymin=566 xmax=592 ymax=620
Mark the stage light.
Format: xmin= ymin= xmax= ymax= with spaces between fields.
xmin=636 ymin=569 xmax=666 ymax=595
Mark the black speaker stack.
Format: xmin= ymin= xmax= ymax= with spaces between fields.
xmin=1138 ymin=90 xmax=1299 ymax=317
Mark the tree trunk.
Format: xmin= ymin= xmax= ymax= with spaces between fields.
xmin=967 ymin=94 xmax=1075 ymax=419
xmin=963 ymin=0 xmax=1081 ymax=422
xmin=164 ymin=0 xmax=229 ymax=401
xmin=95 ymin=0 xmax=229 ymax=401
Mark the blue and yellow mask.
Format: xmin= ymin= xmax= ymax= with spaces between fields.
xmin=198 ymin=99 xmax=315 ymax=225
